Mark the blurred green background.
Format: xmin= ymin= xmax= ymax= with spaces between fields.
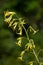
xmin=0 ymin=0 xmax=43 ymax=65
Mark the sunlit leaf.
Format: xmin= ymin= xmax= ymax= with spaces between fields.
xmin=33 ymin=30 xmax=39 ymax=35
xmin=4 ymin=14 xmax=13 ymax=22
xmin=29 ymin=26 xmax=39 ymax=35
xmin=18 ymin=56 xmax=23 ymax=61
xmin=4 ymin=18 xmax=10 ymax=23
xmin=19 ymin=18 xmax=26 ymax=25
xmin=25 ymin=39 xmax=35 ymax=51
xmin=20 ymin=51 xmax=25 ymax=57
xmin=29 ymin=39 xmax=35 ymax=49
xmin=16 ymin=25 xmax=22 ymax=35
xmin=4 ymin=11 xmax=16 ymax=17
xmin=13 ymin=22 xmax=18 ymax=30
xmin=16 ymin=37 xmax=22 ymax=47
xmin=8 ymin=19 xmax=15 ymax=27
xmin=18 ymin=50 xmax=25 ymax=61
xmin=29 ymin=61 xmax=33 ymax=65
xmin=25 ymin=43 xmax=32 ymax=51
xmin=4 ymin=11 xmax=16 ymax=25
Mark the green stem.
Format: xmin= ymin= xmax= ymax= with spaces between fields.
xmin=16 ymin=14 xmax=40 ymax=64
xmin=22 ymin=24 xmax=29 ymax=41
xmin=32 ymin=49 xmax=40 ymax=64
xmin=22 ymin=25 xmax=40 ymax=65
xmin=16 ymin=14 xmax=29 ymax=40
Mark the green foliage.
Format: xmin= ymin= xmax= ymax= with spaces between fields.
xmin=4 ymin=11 xmax=43 ymax=65
xmin=0 ymin=0 xmax=43 ymax=65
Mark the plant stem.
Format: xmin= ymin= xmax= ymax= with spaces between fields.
xmin=32 ymin=49 xmax=40 ymax=64
xmin=16 ymin=14 xmax=40 ymax=64
xmin=22 ymin=24 xmax=29 ymax=41
xmin=16 ymin=14 xmax=29 ymax=41
xmin=22 ymin=25 xmax=40 ymax=65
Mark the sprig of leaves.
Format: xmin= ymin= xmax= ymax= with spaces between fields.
xmin=4 ymin=11 xmax=26 ymax=35
xmin=4 ymin=11 xmax=41 ymax=65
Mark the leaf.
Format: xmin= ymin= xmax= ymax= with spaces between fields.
xmin=25 ymin=43 xmax=32 ymax=51
xmin=16 ymin=37 xmax=22 ymax=47
xmin=18 ymin=56 xmax=23 ymax=61
xmin=18 ymin=50 xmax=25 ymax=61
xmin=27 ymin=26 xmax=39 ymax=35
xmin=33 ymin=30 xmax=39 ymax=35
xmin=16 ymin=25 xmax=22 ymax=35
xmin=4 ymin=11 xmax=16 ymax=24
xmin=12 ymin=22 xmax=18 ymax=30
xmin=4 ymin=11 xmax=26 ymax=35
xmin=4 ymin=11 xmax=16 ymax=17
xmin=29 ymin=39 xmax=35 ymax=48
xmin=4 ymin=14 xmax=13 ymax=22
xmin=8 ymin=19 xmax=15 ymax=27
xmin=29 ymin=61 xmax=33 ymax=65
xmin=20 ymin=51 xmax=25 ymax=57
xmin=19 ymin=18 xmax=26 ymax=25
xmin=25 ymin=39 xmax=35 ymax=51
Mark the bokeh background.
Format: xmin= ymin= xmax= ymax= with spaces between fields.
xmin=0 ymin=0 xmax=43 ymax=65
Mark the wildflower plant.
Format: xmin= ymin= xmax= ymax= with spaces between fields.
xmin=4 ymin=11 xmax=43 ymax=65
